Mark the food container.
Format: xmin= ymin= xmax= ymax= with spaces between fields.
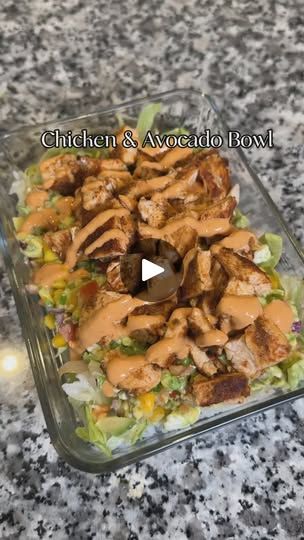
xmin=0 ymin=89 xmax=303 ymax=473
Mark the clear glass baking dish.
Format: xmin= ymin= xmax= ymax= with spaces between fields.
xmin=0 ymin=89 xmax=303 ymax=473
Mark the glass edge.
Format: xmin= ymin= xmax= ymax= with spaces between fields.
xmin=0 ymin=88 xmax=203 ymax=140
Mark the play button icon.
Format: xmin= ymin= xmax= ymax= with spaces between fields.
xmin=141 ymin=258 xmax=165 ymax=281
xmin=119 ymin=238 xmax=183 ymax=303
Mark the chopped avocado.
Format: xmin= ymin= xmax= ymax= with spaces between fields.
xmin=21 ymin=235 xmax=43 ymax=258
xmin=96 ymin=416 xmax=134 ymax=436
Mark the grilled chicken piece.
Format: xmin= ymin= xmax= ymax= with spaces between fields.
xmin=40 ymin=154 xmax=82 ymax=195
xmin=44 ymin=229 xmax=71 ymax=260
xmin=245 ymin=315 xmax=290 ymax=371
xmin=111 ymin=125 xmax=139 ymax=165
xmin=106 ymin=260 xmax=127 ymax=293
xmin=165 ymin=307 xmax=193 ymax=338
xmin=192 ymin=372 xmax=250 ymax=406
xmin=131 ymin=300 xmax=176 ymax=318
xmin=214 ymin=247 xmax=271 ymax=296
xmin=65 ymin=208 xmax=133 ymax=268
xmin=145 ymin=336 xmax=191 ymax=368
xmin=187 ymin=307 xmax=213 ymax=337
xmin=85 ymin=229 xmax=130 ymax=261
xmin=79 ymin=289 xmax=122 ymax=326
xmin=126 ymin=314 xmax=166 ymax=345
xmin=138 ymin=198 xmax=176 ymax=228
xmin=151 ymin=167 xmax=201 ymax=204
xmin=158 ymin=147 xmax=193 ymax=169
xmin=225 ymin=315 xmax=291 ymax=378
xmin=81 ymin=178 xmax=112 ymax=211
xmin=190 ymin=343 xmax=218 ymax=376
xmin=117 ymin=364 xmax=161 ymax=394
xmin=78 ymin=156 xmax=101 ymax=178
xmin=99 ymin=159 xmax=128 ymax=172
xmin=199 ymin=195 xmax=237 ymax=220
xmin=225 ymin=337 xmax=257 ymax=378
xmin=181 ymin=248 xmax=213 ymax=300
xmin=198 ymin=152 xmax=230 ymax=199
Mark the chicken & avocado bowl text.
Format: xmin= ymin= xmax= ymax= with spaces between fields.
xmin=13 ymin=104 xmax=304 ymax=457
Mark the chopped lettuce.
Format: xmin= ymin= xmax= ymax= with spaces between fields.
xmin=163 ymin=405 xmax=200 ymax=432
xmin=161 ymin=370 xmax=187 ymax=391
xmin=259 ymin=288 xmax=285 ymax=306
xmin=257 ymin=233 xmax=283 ymax=271
xmin=281 ymin=352 xmax=304 ymax=390
xmin=75 ymin=405 xmax=111 ymax=457
xmin=136 ymin=103 xmax=161 ymax=141
xmin=17 ymin=204 xmax=31 ymax=216
xmin=232 ymin=209 xmax=250 ymax=229
xmin=62 ymin=373 xmax=104 ymax=403
xmin=280 ymin=275 xmax=304 ymax=319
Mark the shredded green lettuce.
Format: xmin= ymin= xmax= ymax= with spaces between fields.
xmin=136 ymin=103 xmax=161 ymax=141
xmin=280 ymin=275 xmax=304 ymax=319
xmin=25 ymin=164 xmax=42 ymax=185
xmin=281 ymin=352 xmax=304 ymax=390
xmin=39 ymin=146 xmax=106 ymax=162
xmin=76 ymin=405 xmax=112 ymax=457
xmin=251 ymin=365 xmax=286 ymax=391
xmin=232 ymin=209 xmax=250 ymax=229
xmin=256 ymin=233 xmax=283 ymax=271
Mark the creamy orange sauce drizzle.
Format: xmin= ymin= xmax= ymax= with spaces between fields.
xmin=33 ymin=264 xmax=90 ymax=287
xmin=102 ymin=379 xmax=116 ymax=397
xmin=218 ymin=230 xmax=256 ymax=250
xmin=65 ymin=208 xmax=129 ymax=268
xmin=197 ymin=329 xmax=228 ymax=347
xmin=20 ymin=208 xmax=58 ymax=234
xmin=126 ymin=314 xmax=165 ymax=333
xmin=55 ymin=196 xmax=74 ymax=217
xmin=25 ymin=190 xmax=48 ymax=209
xmin=159 ymin=147 xmax=193 ymax=168
xmin=77 ymin=295 xmax=145 ymax=351
xmin=84 ymin=228 xmax=128 ymax=256
xmin=106 ymin=353 xmax=146 ymax=386
xmin=145 ymin=336 xmax=191 ymax=365
xmin=128 ymin=175 xmax=174 ymax=198
xmin=33 ymin=263 xmax=68 ymax=287
xmin=263 ymin=299 xmax=294 ymax=333
xmin=217 ymin=295 xmax=263 ymax=330
xmin=139 ymin=217 xmax=231 ymax=240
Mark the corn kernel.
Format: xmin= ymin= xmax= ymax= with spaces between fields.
xmin=150 ymin=406 xmax=165 ymax=423
xmin=52 ymin=279 xmax=67 ymax=289
xmin=138 ymin=392 xmax=156 ymax=416
xmin=44 ymin=313 xmax=56 ymax=330
xmin=43 ymin=246 xmax=58 ymax=262
xmin=52 ymin=334 xmax=67 ymax=348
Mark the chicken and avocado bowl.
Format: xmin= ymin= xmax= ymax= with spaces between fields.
xmin=14 ymin=105 xmax=304 ymax=457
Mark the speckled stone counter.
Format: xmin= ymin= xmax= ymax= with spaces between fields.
xmin=0 ymin=1 xmax=304 ymax=539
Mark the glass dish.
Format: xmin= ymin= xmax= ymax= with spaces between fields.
xmin=0 ymin=89 xmax=303 ymax=473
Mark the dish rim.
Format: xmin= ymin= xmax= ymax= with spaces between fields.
xmin=1 ymin=88 xmax=303 ymax=473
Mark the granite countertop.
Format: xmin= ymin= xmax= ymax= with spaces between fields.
xmin=0 ymin=1 xmax=304 ymax=539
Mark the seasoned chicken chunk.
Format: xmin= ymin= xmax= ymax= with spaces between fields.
xmin=214 ymin=247 xmax=271 ymax=296
xmin=40 ymin=154 xmax=82 ymax=195
xmin=44 ymin=229 xmax=71 ymax=260
xmin=111 ymin=126 xmax=139 ymax=165
xmin=192 ymin=372 xmax=250 ymax=406
xmin=138 ymin=198 xmax=176 ymax=228
xmin=190 ymin=343 xmax=218 ymax=376
xmin=225 ymin=315 xmax=291 ymax=378
xmin=198 ymin=152 xmax=230 ymax=199
xmin=127 ymin=314 xmax=166 ymax=345
xmin=199 ymin=195 xmax=237 ymax=220
xmin=181 ymin=248 xmax=213 ymax=300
